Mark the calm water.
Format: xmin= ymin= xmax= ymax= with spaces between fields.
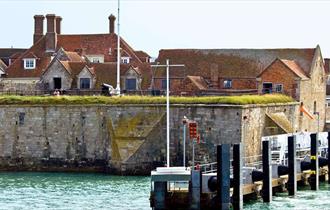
xmin=1 ymin=172 xmax=330 ymax=210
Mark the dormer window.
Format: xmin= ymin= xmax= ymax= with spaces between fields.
xmin=92 ymin=58 xmax=100 ymax=63
xmin=121 ymin=57 xmax=130 ymax=64
xmin=85 ymin=55 xmax=104 ymax=63
xmin=23 ymin=58 xmax=36 ymax=69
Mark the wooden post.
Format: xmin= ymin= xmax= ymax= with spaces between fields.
xmin=217 ymin=144 xmax=230 ymax=210
xmin=310 ymin=133 xmax=319 ymax=190
xmin=262 ymin=140 xmax=272 ymax=202
xmin=154 ymin=182 xmax=167 ymax=210
xmin=288 ymin=135 xmax=297 ymax=196
xmin=233 ymin=144 xmax=243 ymax=210
xmin=190 ymin=170 xmax=201 ymax=210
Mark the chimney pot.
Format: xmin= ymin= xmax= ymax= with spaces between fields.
xmin=46 ymin=14 xmax=56 ymax=33
xmin=33 ymin=15 xmax=45 ymax=44
xmin=55 ymin=16 xmax=62 ymax=34
xmin=108 ymin=14 xmax=116 ymax=34
xmin=45 ymin=14 xmax=57 ymax=52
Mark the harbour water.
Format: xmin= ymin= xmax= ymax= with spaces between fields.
xmin=0 ymin=172 xmax=330 ymax=210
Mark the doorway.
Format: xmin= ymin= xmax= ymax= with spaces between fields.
xmin=53 ymin=77 xmax=62 ymax=89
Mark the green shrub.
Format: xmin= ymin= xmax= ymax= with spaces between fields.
xmin=0 ymin=94 xmax=294 ymax=105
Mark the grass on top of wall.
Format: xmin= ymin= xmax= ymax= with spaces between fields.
xmin=0 ymin=94 xmax=294 ymax=105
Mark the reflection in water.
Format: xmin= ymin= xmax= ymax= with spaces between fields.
xmin=0 ymin=172 xmax=330 ymax=210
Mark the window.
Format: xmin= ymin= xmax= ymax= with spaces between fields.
xmin=223 ymin=80 xmax=232 ymax=89
xmin=262 ymin=83 xmax=273 ymax=94
xmin=121 ymin=57 xmax=130 ymax=64
xmin=80 ymin=78 xmax=91 ymax=89
xmin=314 ymin=101 xmax=317 ymax=114
xmin=161 ymin=79 xmax=170 ymax=90
xmin=86 ymin=55 xmax=104 ymax=63
xmin=275 ymin=84 xmax=283 ymax=93
xmin=92 ymin=58 xmax=100 ymax=63
xmin=108 ymin=48 xmax=112 ymax=55
xmin=125 ymin=78 xmax=137 ymax=90
xmin=19 ymin=112 xmax=25 ymax=126
xmin=24 ymin=59 xmax=36 ymax=69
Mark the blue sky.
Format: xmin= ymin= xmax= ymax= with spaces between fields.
xmin=1 ymin=0 xmax=330 ymax=57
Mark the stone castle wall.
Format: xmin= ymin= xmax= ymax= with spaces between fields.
xmin=0 ymin=103 xmax=300 ymax=175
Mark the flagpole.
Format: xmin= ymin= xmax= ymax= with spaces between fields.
xmin=116 ymin=0 xmax=121 ymax=94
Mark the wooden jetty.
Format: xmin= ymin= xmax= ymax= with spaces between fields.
xmin=150 ymin=132 xmax=330 ymax=210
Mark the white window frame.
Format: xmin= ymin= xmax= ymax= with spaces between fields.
xmin=23 ymin=58 xmax=36 ymax=70
xmin=85 ymin=55 xmax=104 ymax=63
xmin=223 ymin=79 xmax=232 ymax=89
xmin=92 ymin=58 xmax=100 ymax=63
xmin=121 ymin=57 xmax=130 ymax=64
xmin=275 ymin=84 xmax=283 ymax=93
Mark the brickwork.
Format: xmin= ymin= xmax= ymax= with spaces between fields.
xmin=258 ymin=59 xmax=299 ymax=98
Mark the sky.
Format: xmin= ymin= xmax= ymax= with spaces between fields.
xmin=1 ymin=0 xmax=330 ymax=58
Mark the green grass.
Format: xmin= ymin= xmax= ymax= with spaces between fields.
xmin=0 ymin=94 xmax=294 ymax=105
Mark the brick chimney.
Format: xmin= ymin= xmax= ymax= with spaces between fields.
xmin=55 ymin=16 xmax=62 ymax=34
xmin=108 ymin=14 xmax=116 ymax=34
xmin=45 ymin=14 xmax=57 ymax=53
xmin=33 ymin=15 xmax=45 ymax=44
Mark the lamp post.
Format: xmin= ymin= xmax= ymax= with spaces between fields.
xmin=151 ymin=59 xmax=184 ymax=168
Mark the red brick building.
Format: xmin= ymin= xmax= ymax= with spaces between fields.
xmin=2 ymin=14 xmax=151 ymax=92
xmin=156 ymin=46 xmax=326 ymax=131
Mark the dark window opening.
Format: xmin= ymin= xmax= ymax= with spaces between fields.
xmin=125 ymin=78 xmax=137 ymax=90
xmin=314 ymin=101 xmax=317 ymax=114
xmin=53 ymin=77 xmax=62 ymax=89
xmin=19 ymin=112 xmax=25 ymax=126
xmin=161 ymin=79 xmax=170 ymax=90
xmin=262 ymin=83 xmax=273 ymax=94
xmin=80 ymin=78 xmax=91 ymax=89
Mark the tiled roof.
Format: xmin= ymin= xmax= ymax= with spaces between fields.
xmin=324 ymin=58 xmax=330 ymax=75
xmin=157 ymin=48 xmax=316 ymax=79
xmin=280 ymin=59 xmax=309 ymax=79
xmin=257 ymin=58 xmax=309 ymax=80
xmin=186 ymin=76 xmax=208 ymax=90
xmin=6 ymin=37 xmax=51 ymax=78
xmin=135 ymin=50 xmax=151 ymax=59
xmin=65 ymin=51 xmax=85 ymax=62
xmin=59 ymin=61 xmax=87 ymax=76
xmin=10 ymin=52 xmax=23 ymax=59
xmin=21 ymin=52 xmax=39 ymax=59
xmin=6 ymin=33 xmax=147 ymax=78
xmin=0 ymin=48 xmax=27 ymax=66
xmin=91 ymin=63 xmax=151 ymax=90
xmin=92 ymin=63 xmax=130 ymax=88
xmin=57 ymin=34 xmax=143 ymax=64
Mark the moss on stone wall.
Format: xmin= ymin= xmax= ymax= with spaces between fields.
xmin=0 ymin=94 xmax=293 ymax=105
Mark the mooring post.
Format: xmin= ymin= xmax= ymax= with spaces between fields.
xmin=310 ymin=133 xmax=319 ymax=190
xmin=262 ymin=140 xmax=272 ymax=202
xmin=233 ymin=144 xmax=243 ymax=210
xmin=190 ymin=170 xmax=201 ymax=210
xmin=154 ymin=182 xmax=167 ymax=210
xmin=217 ymin=144 xmax=230 ymax=210
xmin=288 ymin=135 xmax=297 ymax=196
xmin=328 ymin=131 xmax=330 ymax=185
